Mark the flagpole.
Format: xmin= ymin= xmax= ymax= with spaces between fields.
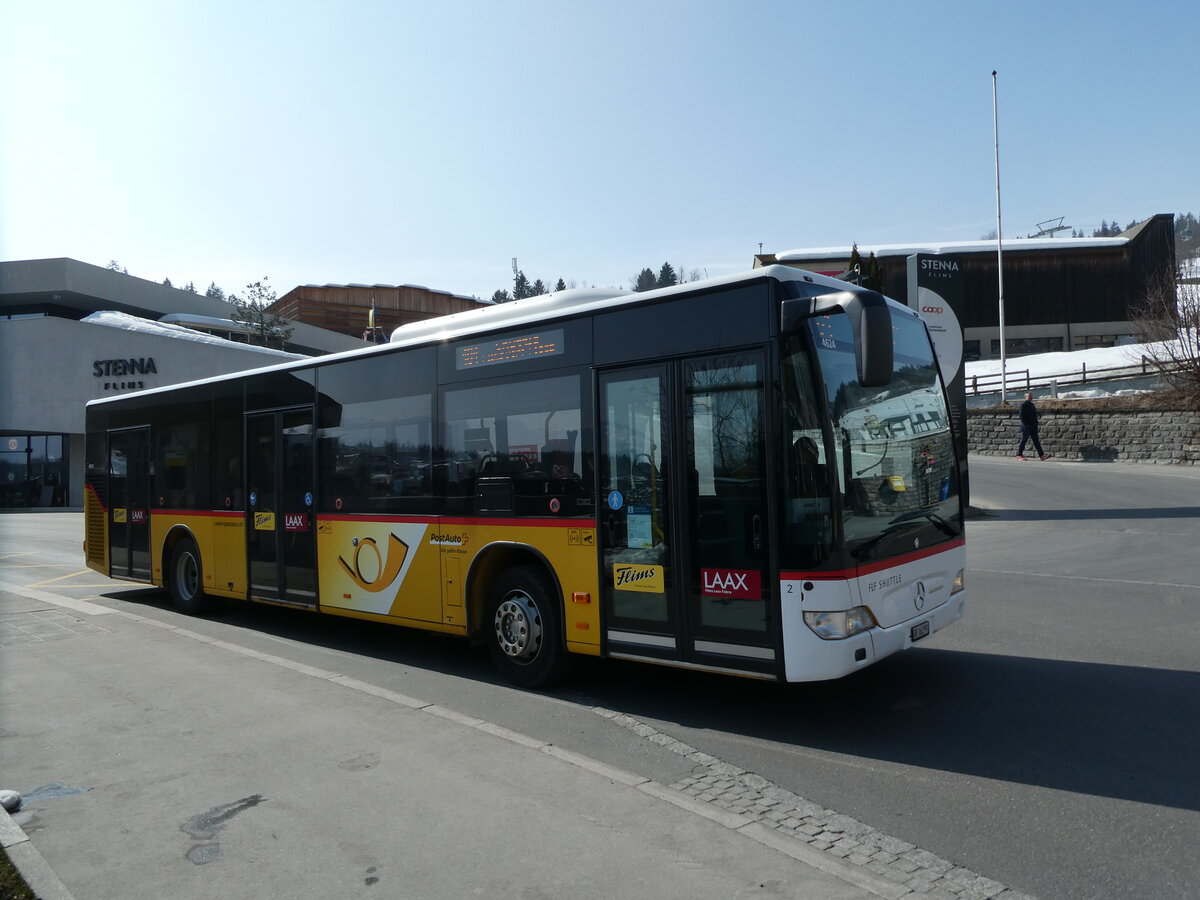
xmin=992 ymin=70 xmax=1008 ymax=404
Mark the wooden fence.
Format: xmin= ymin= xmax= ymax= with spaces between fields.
xmin=965 ymin=355 xmax=1168 ymax=396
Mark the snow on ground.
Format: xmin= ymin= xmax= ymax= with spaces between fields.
xmin=82 ymin=311 xmax=302 ymax=358
xmin=964 ymin=332 xmax=1197 ymax=382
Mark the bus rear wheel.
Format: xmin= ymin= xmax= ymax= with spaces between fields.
xmin=486 ymin=565 xmax=570 ymax=688
xmin=167 ymin=537 xmax=210 ymax=615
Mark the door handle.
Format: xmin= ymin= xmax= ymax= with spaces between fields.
xmin=751 ymin=514 xmax=763 ymax=554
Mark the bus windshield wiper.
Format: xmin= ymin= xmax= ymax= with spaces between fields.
xmin=889 ymin=506 xmax=959 ymax=536
xmin=851 ymin=508 xmax=958 ymax=560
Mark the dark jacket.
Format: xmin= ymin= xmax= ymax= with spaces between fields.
xmin=1019 ymin=400 xmax=1038 ymax=428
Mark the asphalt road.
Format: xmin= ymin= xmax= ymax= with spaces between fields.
xmin=3 ymin=455 xmax=1198 ymax=899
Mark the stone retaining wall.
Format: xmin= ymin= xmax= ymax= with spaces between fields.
xmin=967 ymin=408 xmax=1200 ymax=465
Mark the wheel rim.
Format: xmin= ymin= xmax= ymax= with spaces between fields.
xmin=493 ymin=589 xmax=543 ymax=664
xmin=175 ymin=550 xmax=199 ymax=601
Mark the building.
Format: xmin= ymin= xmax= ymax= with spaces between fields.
xmin=0 ymin=258 xmax=363 ymax=510
xmin=755 ymin=213 xmax=1177 ymax=360
xmin=269 ymin=282 xmax=487 ymax=341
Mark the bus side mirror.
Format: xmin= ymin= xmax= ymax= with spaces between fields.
xmin=781 ymin=290 xmax=893 ymax=388
xmin=850 ymin=295 xmax=893 ymax=388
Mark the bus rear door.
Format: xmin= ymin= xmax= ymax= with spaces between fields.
xmin=108 ymin=426 xmax=152 ymax=580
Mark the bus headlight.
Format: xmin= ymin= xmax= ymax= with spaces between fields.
xmin=803 ymin=607 xmax=875 ymax=640
xmin=952 ymin=569 xmax=965 ymax=594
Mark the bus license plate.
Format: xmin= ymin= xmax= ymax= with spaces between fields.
xmin=910 ymin=621 xmax=930 ymax=643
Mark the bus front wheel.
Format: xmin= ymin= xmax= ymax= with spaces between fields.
xmin=167 ymin=538 xmax=210 ymax=615
xmin=486 ymin=565 xmax=570 ymax=688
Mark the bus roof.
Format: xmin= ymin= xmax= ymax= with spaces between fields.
xmin=85 ymin=265 xmax=869 ymax=407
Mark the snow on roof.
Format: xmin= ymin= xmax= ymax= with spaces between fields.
xmin=82 ymin=310 xmax=302 ymax=358
xmin=158 ymin=312 xmax=256 ymax=334
xmin=777 ymin=236 xmax=1128 ymax=262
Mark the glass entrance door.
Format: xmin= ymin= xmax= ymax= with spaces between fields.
xmin=599 ymin=352 xmax=775 ymax=672
xmin=108 ymin=427 xmax=152 ymax=580
xmin=246 ymin=408 xmax=317 ymax=605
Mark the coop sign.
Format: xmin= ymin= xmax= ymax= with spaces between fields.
xmin=93 ymin=357 xmax=158 ymax=392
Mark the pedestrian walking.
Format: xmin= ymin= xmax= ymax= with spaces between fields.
xmin=1015 ymin=392 xmax=1051 ymax=460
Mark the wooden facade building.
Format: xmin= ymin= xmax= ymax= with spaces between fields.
xmin=270 ymin=283 xmax=487 ymax=341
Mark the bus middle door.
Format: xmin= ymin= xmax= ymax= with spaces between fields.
xmin=246 ymin=408 xmax=317 ymax=605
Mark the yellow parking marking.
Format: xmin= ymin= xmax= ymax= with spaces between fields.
xmin=26 ymin=570 xmax=96 ymax=588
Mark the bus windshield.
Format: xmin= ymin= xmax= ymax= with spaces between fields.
xmin=783 ymin=308 xmax=961 ymax=565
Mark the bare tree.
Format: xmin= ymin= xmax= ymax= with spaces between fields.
xmin=1129 ymin=271 xmax=1200 ymax=403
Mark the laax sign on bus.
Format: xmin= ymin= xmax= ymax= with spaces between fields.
xmin=701 ymin=568 xmax=761 ymax=599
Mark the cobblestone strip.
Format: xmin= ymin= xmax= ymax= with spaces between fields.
xmin=591 ymin=707 xmax=1036 ymax=900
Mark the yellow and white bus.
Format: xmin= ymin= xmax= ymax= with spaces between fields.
xmin=84 ymin=266 xmax=965 ymax=687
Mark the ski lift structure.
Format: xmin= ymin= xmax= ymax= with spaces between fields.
xmin=1028 ymin=217 xmax=1072 ymax=239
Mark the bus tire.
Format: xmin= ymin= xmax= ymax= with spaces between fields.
xmin=486 ymin=565 xmax=570 ymax=688
xmin=167 ymin=537 xmax=210 ymax=615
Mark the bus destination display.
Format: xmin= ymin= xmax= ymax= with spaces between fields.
xmin=456 ymin=328 xmax=564 ymax=370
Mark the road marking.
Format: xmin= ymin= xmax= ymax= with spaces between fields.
xmin=971 ymin=567 xmax=1200 ymax=591
xmin=26 ymin=570 xmax=95 ymax=587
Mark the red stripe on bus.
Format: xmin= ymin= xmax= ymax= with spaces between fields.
xmin=155 ymin=509 xmax=245 ymax=519
xmin=781 ymin=538 xmax=965 ymax=580
xmin=86 ymin=483 xmax=107 ymax=513
xmin=318 ymin=513 xmax=596 ymax=528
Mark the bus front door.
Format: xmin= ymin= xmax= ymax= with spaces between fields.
xmin=108 ymin=426 xmax=152 ymax=581
xmin=599 ymin=352 xmax=776 ymax=677
xmin=245 ymin=409 xmax=317 ymax=606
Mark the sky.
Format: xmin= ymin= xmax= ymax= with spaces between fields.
xmin=2 ymin=1 xmax=1197 ymax=303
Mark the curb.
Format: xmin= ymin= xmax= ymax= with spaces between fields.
xmin=1 ymin=806 xmax=76 ymax=900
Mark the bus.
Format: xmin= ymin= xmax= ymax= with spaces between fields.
xmin=84 ymin=266 xmax=965 ymax=687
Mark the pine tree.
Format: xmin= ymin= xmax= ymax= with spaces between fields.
xmin=863 ymin=253 xmax=883 ymax=292
xmin=205 ymin=283 xmax=226 ymax=301
xmin=554 ymin=278 xmax=566 ymax=292
xmin=162 ymin=277 xmax=174 ymax=288
xmin=531 ymin=279 xmax=547 ymax=296
xmin=514 ymin=270 xmax=532 ymax=300
xmin=634 ymin=268 xmax=657 ymax=292
xmin=656 ymin=262 xmax=678 ymax=288
xmin=491 ymin=289 xmax=512 ymax=303
xmin=846 ymin=244 xmax=863 ymax=284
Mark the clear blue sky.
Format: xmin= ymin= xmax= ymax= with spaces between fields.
xmin=2 ymin=0 xmax=1196 ymax=302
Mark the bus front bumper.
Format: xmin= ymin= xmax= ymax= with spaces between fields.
xmin=782 ymin=592 xmax=966 ymax=682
